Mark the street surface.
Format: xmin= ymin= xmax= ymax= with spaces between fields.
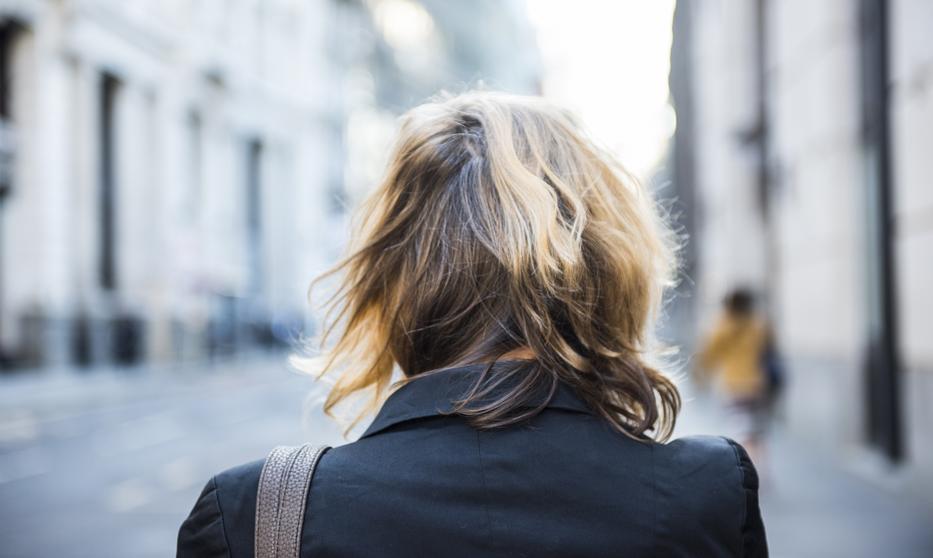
xmin=0 ymin=355 xmax=343 ymax=558
xmin=1 ymin=355 xmax=932 ymax=557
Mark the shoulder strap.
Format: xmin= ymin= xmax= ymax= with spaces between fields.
xmin=255 ymin=443 xmax=331 ymax=558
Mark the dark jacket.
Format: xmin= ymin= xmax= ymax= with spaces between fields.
xmin=177 ymin=361 xmax=768 ymax=557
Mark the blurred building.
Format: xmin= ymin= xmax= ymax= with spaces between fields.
xmin=0 ymin=0 xmax=540 ymax=371
xmin=332 ymin=0 xmax=541 ymax=203
xmin=672 ymin=0 xmax=933 ymax=496
xmin=0 ymin=0 xmax=346 ymax=368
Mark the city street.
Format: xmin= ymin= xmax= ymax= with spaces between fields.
xmin=1 ymin=1 xmax=931 ymax=556
xmin=0 ymin=355 xmax=344 ymax=558
xmin=2 ymin=357 xmax=932 ymax=557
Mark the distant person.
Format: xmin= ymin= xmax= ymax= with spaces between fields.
xmin=177 ymin=91 xmax=767 ymax=557
xmin=697 ymin=288 xmax=777 ymax=465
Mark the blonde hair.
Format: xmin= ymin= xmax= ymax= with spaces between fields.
xmin=293 ymin=90 xmax=681 ymax=441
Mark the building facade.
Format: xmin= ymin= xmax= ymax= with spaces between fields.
xmin=0 ymin=0 xmax=350 ymax=368
xmin=672 ymin=0 xmax=933 ymax=497
xmin=0 ymin=0 xmax=541 ymax=371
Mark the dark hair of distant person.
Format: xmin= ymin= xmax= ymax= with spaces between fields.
xmin=724 ymin=288 xmax=755 ymax=317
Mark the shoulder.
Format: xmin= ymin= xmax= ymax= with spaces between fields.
xmin=177 ymin=444 xmax=348 ymax=558
xmin=176 ymin=458 xmax=265 ymax=558
xmin=662 ymin=434 xmax=748 ymax=465
xmin=175 ymin=445 xmax=355 ymax=557
xmin=656 ymin=434 xmax=757 ymax=493
xmin=654 ymin=435 xmax=767 ymax=556
xmin=653 ymin=435 xmax=748 ymax=522
xmin=212 ymin=457 xmax=266 ymax=509
xmin=177 ymin=475 xmax=227 ymax=558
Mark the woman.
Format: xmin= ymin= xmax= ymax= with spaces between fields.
xmin=177 ymin=91 xmax=767 ymax=557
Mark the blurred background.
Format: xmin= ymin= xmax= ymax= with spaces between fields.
xmin=0 ymin=0 xmax=931 ymax=556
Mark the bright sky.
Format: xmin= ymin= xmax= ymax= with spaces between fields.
xmin=526 ymin=0 xmax=677 ymax=180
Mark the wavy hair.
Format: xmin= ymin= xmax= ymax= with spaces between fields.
xmin=292 ymin=90 xmax=681 ymax=441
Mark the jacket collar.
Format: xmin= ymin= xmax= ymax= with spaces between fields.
xmin=360 ymin=360 xmax=595 ymax=439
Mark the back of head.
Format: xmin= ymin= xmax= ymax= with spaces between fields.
xmin=296 ymin=90 xmax=681 ymax=441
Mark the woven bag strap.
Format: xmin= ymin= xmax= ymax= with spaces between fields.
xmin=255 ymin=444 xmax=330 ymax=558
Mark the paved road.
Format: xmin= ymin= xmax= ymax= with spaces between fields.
xmin=1 ymin=357 xmax=932 ymax=557
xmin=0 ymin=355 xmax=344 ymax=558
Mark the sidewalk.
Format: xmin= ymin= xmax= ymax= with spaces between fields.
xmin=0 ymin=352 xmax=302 ymax=445
xmin=677 ymin=387 xmax=933 ymax=558
xmin=0 ymin=352 xmax=339 ymax=558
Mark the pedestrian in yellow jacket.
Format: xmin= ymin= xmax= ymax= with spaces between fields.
xmin=697 ymin=288 xmax=771 ymax=464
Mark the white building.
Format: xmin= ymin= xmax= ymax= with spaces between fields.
xmin=673 ymin=0 xmax=933 ymax=498
xmin=0 ymin=0 xmax=344 ymax=366
xmin=0 ymin=0 xmax=542 ymax=370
